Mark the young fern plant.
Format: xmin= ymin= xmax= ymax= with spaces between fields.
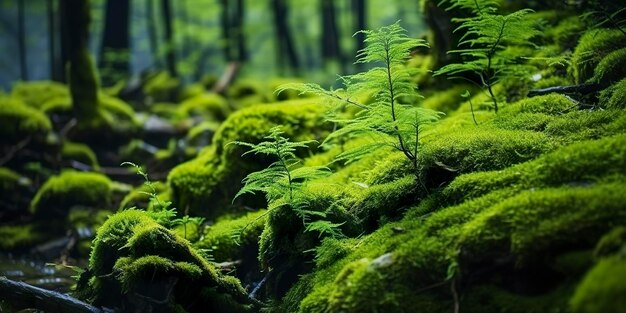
xmin=434 ymin=0 xmax=540 ymax=112
xmin=121 ymin=162 xmax=204 ymax=238
xmin=231 ymin=126 xmax=342 ymax=238
xmin=278 ymin=22 xmax=442 ymax=188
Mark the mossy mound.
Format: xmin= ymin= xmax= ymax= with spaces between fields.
xmin=0 ymin=96 xmax=52 ymax=143
xmin=599 ymin=78 xmax=626 ymax=109
xmin=168 ymin=99 xmax=328 ymax=217
xmin=30 ymin=171 xmax=113 ymax=219
xmin=569 ymin=29 xmax=626 ymax=84
xmin=196 ymin=210 xmax=267 ymax=263
xmin=570 ymin=255 xmax=626 ymax=313
xmin=10 ymin=81 xmax=70 ymax=109
xmin=589 ymin=47 xmax=626 ymax=84
xmin=61 ymin=141 xmax=100 ymax=170
xmin=0 ymin=224 xmax=46 ymax=250
xmin=178 ymin=93 xmax=231 ymax=121
xmin=78 ymin=209 xmax=252 ymax=312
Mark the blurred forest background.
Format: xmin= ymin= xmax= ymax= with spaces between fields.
xmin=0 ymin=0 xmax=425 ymax=90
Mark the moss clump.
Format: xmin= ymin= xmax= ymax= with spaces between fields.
xmin=143 ymin=71 xmax=180 ymax=102
xmin=0 ymin=96 xmax=52 ymax=143
xmin=546 ymin=15 xmax=585 ymax=51
xmin=599 ymin=78 xmax=626 ymax=109
xmin=79 ymin=209 xmax=251 ymax=312
xmin=61 ymin=141 xmax=99 ymax=170
xmin=444 ymin=135 xmax=626 ymax=203
xmin=420 ymin=127 xmax=552 ymax=175
xmin=0 ymin=224 xmax=45 ymax=250
xmin=589 ymin=47 xmax=626 ymax=84
xmin=593 ymin=227 xmax=626 ymax=259
xmin=10 ymin=81 xmax=70 ymax=109
xmin=30 ymin=171 xmax=112 ymax=218
xmin=421 ymin=85 xmax=472 ymax=114
xmin=178 ymin=93 xmax=230 ymax=121
xmin=168 ymin=100 xmax=328 ymax=217
xmin=0 ymin=167 xmax=22 ymax=192
xmin=569 ymin=29 xmax=626 ymax=84
xmin=196 ymin=210 xmax=266 ymax=263
xmin=570 ymin=255 xmax=626 ymax=313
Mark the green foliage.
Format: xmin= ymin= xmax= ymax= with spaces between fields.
xmin=279 ymin=22 xmax=442 ymax=183
xmin=569 ymin=29 xmax=626 ymax=84
xmin=434 ymin=1 xmax=540 ymax=112
xmin=231 ymin=126 xmax=336 ymax=237
xmin=61 ymin=141 xmax=100 ymax=170
xmin=599 ymin=78 xmax=626 ymax=109
xmin=121 ymin=162 xmax=204 ymax=237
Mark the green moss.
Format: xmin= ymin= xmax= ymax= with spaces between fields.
xmin=420 ymin=127 xmax=552 ymax=175
xmin=544 ymin=109 xmax=622 ymax=142
xmin=502 ymin=93 xmax=574 ymax=115
xmin=569 ymin=29 xmax=626 ymax=84
xmin=444 ymin=135 xmax=626 ymax=203
xmin=61 ymin=141 xmax=99 ymax=170
xmin=0 ymin=167 xmax=22 ymax=192
xmin=0 ymin=96 xmax=52 ymax=143
xmin=459 ymin=183 xmax=626 ymax=264
xmin=178 ymin=93 xmax=230 ymax=121
xmin=546 ymin=15 xmax=585 ymax=51
xmin=196 ymin=210 xmax=266 ymax=262
xmin=118 ymin=181 xmax=167 ymax=210
xmin=10 ymin=81 xmax=70 ymax=109
xmin=589 ymin=47 xmax=626 ymax=84
xmin=0 ymin=224 xmax=45 ymax=250
xmin=599 ymin=78 xmax=626 ymax=109
xmin=594 ymin=227 xmax=626 ymax=259
xmin=168 ymin=100 xmax=328 ymax=217
xmin=570 ymin=255 xmax=626 ymax=313
xmin=80 ymin=209 xmax=252 ymax=312
xmin=144 ymin=71 xmax=180 ymax=102
xmin=421 ymin=85 xmax=472 ymax=114
xmin=30 ymin=171 xmax=112 ymax=218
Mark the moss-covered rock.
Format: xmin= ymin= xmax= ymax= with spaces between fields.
xmin=570 ymin=255 xmax=626 ymax=313
xmin=589 ymin=47 xmax=626 ymax=84
xmin=30 ymin=171 xmax=113 ymax=218
xmin=178 ymin=93 xmax=230 ymax=121
xmin=569 ymin=29 xmax=626 ymax=84
xmin=61 ymin=141 xmax=99 ymax=170
xmin=0 ymin=96 xmax=52 ymax=143
xmin=10 ymin=81 xmax=70 ymax=109
xmin=0 ymin=224 xmax=46 ymax=250
xmin=78 ymin=209 xmax=252 ymax=312
xmin=599 ymin=78 xmax=626 ymax=109
xmin=168 ymin=99 xmax=328 ymax=217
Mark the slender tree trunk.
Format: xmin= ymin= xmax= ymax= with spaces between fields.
xmin=352 ymin=0 xmax=366 ymax=69
xmin=146 ymin=0 xmax=159 ymax=68
xmin=99 ymin=0 xmax=130 ymax=86
xmin=61 ymin=0 xmax=99 ymax=122
xmin=47 ymin=0 xmax=59 ymax=80
xmin=59 ymin=0 xmax=69 ymax=83
xmin=271 ymin=0 xmax=299 ymax=73
xmin=180 ymin=0 xmax=191 ymax=61
xmin=161 ymin=0 xmax=177 ymax=77
xmin=320 ymin=0 xmax=342 ymax=68
xmin=17 ymin=0 xmax=28 ymax=81
xmin=220 ymin=0 xmax=232 ymax=61
xmin=235 ymin=0 xmax=247 ymax=62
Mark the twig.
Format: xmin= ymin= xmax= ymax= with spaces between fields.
xmin=0 ymin=137 xmax=31 ymax=166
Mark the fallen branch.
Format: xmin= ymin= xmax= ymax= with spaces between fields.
xmin=0 ymin=276 xmax=110 ymax=313
xmin=528 ymin=83 xmax=605 ymax=97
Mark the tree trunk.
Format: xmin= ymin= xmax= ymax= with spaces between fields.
xmin=47 ymin=0 xmax=60 ymax=81
xmin=17 ymin=0 xmax=28 ymax=81
xmin=0 ymin=277 xmax=107 ymax=313
xmin=352 ymin=0 xmax=366 ymax=66
xmin=61 ymin=0 xmax=99 ymax=122
xmin=99 ymin=0 xmax=130 ymax=86
xmin=320 ymin=0 xmax=343 ymax=68
xmin=219 ymin=0 xmax=232 ymax=61
xmin=161 ymin=0 xmax=177 ymax=77
xmin=146 ymin=0 xmax=160 ymax=68
xmin=235 ymin=0 xmax=247 ymax=62
xmin=271 ymin=0 xmax=299 ymax=74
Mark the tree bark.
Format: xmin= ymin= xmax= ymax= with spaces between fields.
xmin=61 ymin=0 xmax=99 ymax=122
xmin=320 ymin=0 xmax=343 ymax=68
xmin=47 ymin=0 xmax=60 ymax=81
xmin=271 ymin=0 xmax=300 ymax=74
xmin=161 ymin=0 xmax=177 ymax=77
xmin=99 ymin=0 xmax=130 ymax=86
xmin=352 ymin=0 xmax=366 ymax=70
xmin=17 ymin=0 xmax=28 ymax=81
xmin=0 ymin=277 xmax=108 ymax=313
xmin=146 ymin=0 xmax=160 ymax=68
